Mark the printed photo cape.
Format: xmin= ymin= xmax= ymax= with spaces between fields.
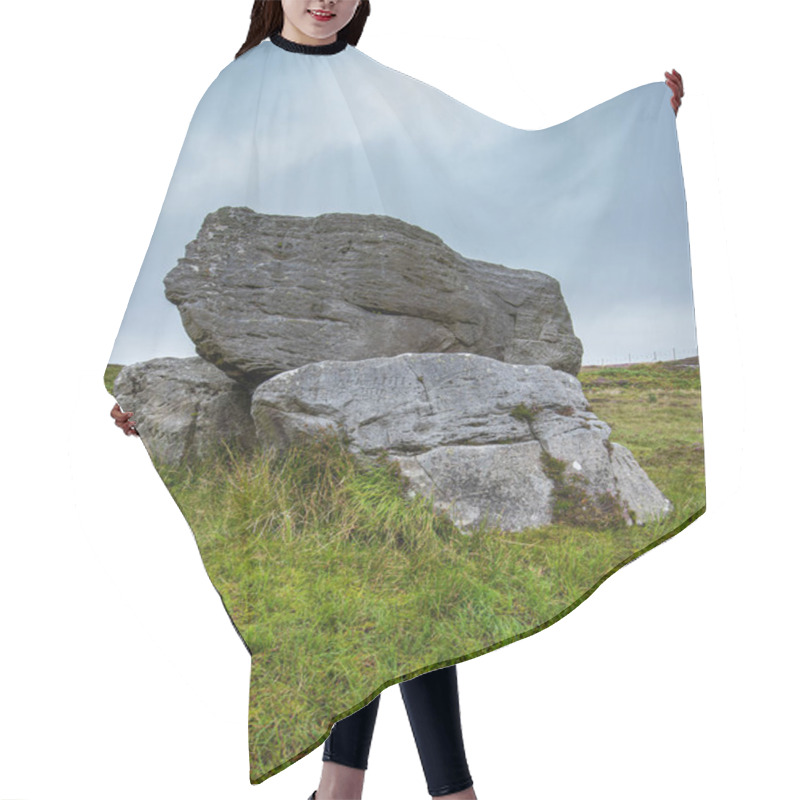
xmin=106 ymin=33 xmax=705 ymax=784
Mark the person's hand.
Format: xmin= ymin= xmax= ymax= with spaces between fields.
xmin=110 ymin=402 xmax=139 ymax=436
xmin=665 ymin=69 xmax=684 ymax=116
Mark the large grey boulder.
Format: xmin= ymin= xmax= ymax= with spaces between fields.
xmin=163 ymin=207 xmax=583 ymax=388
xmin=113 ymin=357 xmax=255 ymax=465
xmin=250 ymin=352 xmax=671 ymax=532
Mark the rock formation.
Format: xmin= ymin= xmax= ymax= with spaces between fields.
xmin=113 ymin=357 xmax=255 ymax=465
xmin=112 ymin=208 xmax=672 ymax=533
xmin=250 ymin=352 xmax=672 ymax=531
xmin=163 ymin=207 xmax=583 ymax=388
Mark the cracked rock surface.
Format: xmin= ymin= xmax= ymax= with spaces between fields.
xmin=251 ymin=352 xmax=672 ymax=531
xmin=163 ymin=207 xmax=583 ymax=388
xmin=113 ymin=357 xmax=255 ymax=465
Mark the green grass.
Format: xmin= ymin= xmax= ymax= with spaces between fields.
xmin=136 ymin=359 xmax=704 ymax=783
xmin=104 ymin=363 xmax=123 ymax=395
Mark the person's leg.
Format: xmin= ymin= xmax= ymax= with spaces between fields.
xmin=315 ymin=693 xmax=381 ymax=800
xmin=400 ymin=665 xmax=476 ymax=798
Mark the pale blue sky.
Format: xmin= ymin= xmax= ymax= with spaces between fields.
xmin=109 ymin=40 xmax=697 ymax=368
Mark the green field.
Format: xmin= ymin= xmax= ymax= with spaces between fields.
xmin=105 ymin=359 xmax=705 ymax=783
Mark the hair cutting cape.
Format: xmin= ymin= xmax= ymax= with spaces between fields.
xmin=106 ymin=34 xmax=704 ymax=784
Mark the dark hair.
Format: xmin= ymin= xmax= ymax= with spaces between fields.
xmin=236 ymin=1 xmax=371 ymax=59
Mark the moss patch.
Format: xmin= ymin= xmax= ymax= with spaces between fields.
xmin=540 ymin=450 xmax=627 ymax=530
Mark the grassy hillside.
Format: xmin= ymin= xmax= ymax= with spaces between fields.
xmin=112 ymin=359 xmax=704 ymax=782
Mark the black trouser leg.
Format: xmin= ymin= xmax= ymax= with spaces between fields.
xmin=322 ymin=692 xmax=381 ymax=770
xmin=322 ymin=665 xmax=473 ymax=796
xmin=400 ymin=665 xmax=474 ymax=797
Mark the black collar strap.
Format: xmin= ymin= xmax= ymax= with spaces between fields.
xmin=270 ymin=32 xmax=348 ymax=55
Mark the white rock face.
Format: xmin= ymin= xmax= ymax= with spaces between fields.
xmin=251 ymin=352 xmax=672 ymax=532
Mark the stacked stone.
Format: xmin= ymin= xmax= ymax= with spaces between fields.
xmin=114 ymin=207 xmax=670 ymax=531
